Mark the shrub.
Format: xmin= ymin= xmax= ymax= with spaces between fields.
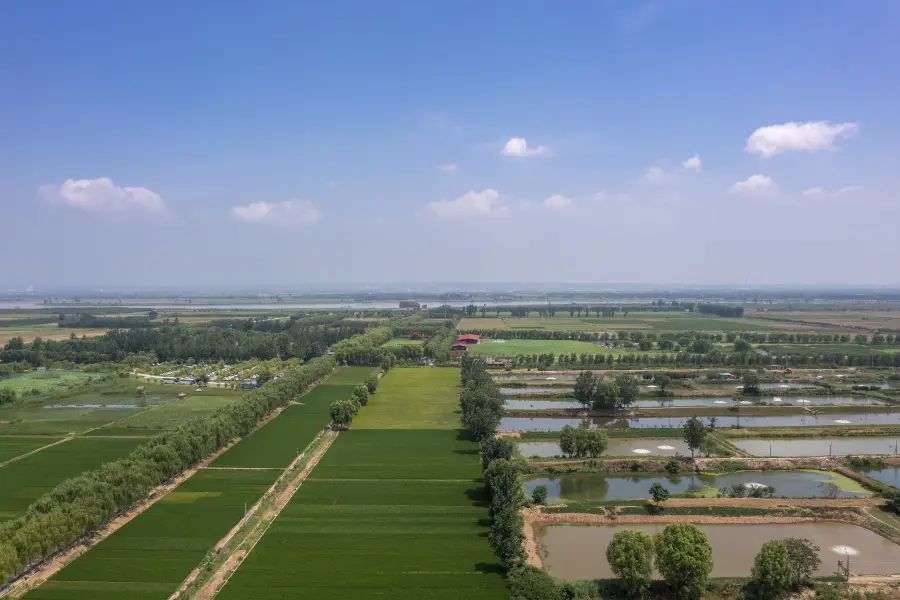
xmin=509 ymin=566 xmax=566 ymax=600
xmin=531 ymin=485 xmax=548 ymax=505
xmin=665 ymin=459 xmax=681 ymax=475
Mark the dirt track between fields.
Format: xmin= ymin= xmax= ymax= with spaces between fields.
xmin=0 ymin=436 xmax=72 ymax=467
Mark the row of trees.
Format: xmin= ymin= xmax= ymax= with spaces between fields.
xmin=697 ymin=303 xmax=744 ymax=317
xmin=329 ymin=383 xmax=373 ymax=427
xmin=1 ymin=321 xmax=367 ymax=365
xmin=459 ymin=357 xmax=505 ymax=441
xmin=559 ymin=424 xmax=608 ymax=457
xmin=329 ymin=327 xmax=392 ymax=364
xmin=573 ymin=372 xmax=640 ymax=412
xmin=0 ymin=355 xmax=337 ymax=584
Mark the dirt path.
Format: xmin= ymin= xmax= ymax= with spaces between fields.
xmin=170 ymin=429 xmax=339 ymax=600
xmin=201 ymin=467 xmax=283 ymax=471
xmin=0 ymin=436 xmax=72 ymax=467
xmin=79 ymin=435 xmax=153 ymax=439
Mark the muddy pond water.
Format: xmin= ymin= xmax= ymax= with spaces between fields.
xmin=506 ymin=400 xmax=583 ymax=410
xmin=523 ymin=470 xmax=868 ymax=502
xmin=500 ymin=387 xmax=574 ymax=395
xmin=500 ymin=412 xmax=900 ymax=431
xmin=538 ymin=523 xmax=900 ymax=579
xmin=632 ymin=396 xmax=886 ymax=408
xmin=734 ymin=438 xmax=900 ymax=457
xmin=518 ymin=439 xmax=690 ymax=458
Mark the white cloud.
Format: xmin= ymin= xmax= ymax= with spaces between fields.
xmin=803 ymin=185 xmax=864 ymax=198
xmin=644 ymin=166 xmax=668 ymax=182
xmin=745 ymin=121 xmax=859 ymax=157
xmin=428 ymin=189 xmax=509 ymax=219
xmin=501 ymin=137 xmax=548 ymax=157
xmin=682 ymin=154 xmax=702 ymax=171
xmin=437 ymin=163 xmax=458 ymax=172
xmin=231 ymin=199 xmax=321 ymax=224
xmin=730 ymin=174 xmax=775 ymax=194
xmin=543 ymin=194 xmax=573 ymax=210
xmin=39 ymin=177 xmax=167 ymax=214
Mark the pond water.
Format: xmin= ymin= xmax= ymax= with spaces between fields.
xmin=493 ymin=374 xmax=578 ymax=382
xmin=632 ymin=396 xmax=886 ymax=408
xmin=44 ymin=403 xmax=140 ymax=409
xmin=760 ymin=383 xmax=817 ymax=389
xmin=518 ymin=439 xmax=690 ymax=458
xmin=500 ymin=412 xmax=900 ymax=431
xmin=523 ymin=470 xmax=868 ymax=502
xmin=861 ymin=467 xmax=900 ymax=488
xmin=538 ymin=523 xmax=900 ymax=579
xmin=506 ymin=400 xmax=582 ymax=410
xmin=734 ymin=438 xmax=900 ymax=457
xmin=500 ymin=387 xmax=574 ymax=395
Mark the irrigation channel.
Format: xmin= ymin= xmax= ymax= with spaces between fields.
xmin=500 ymin=412 xmax=900 ymax=431
xmin=503 ymin=396 xmax=888 ymax=409
xmin=537 ymin=523 xmax=900 ymax=579
xmin=522 ymin=471 xmax=869 ymax=502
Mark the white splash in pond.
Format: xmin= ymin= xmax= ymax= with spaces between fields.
xmin=739 ymin=400 xmax=752 ymax=405
xmin=632 ymin=448 xmax=652 ymax=455
xmin=714 ymin=400 xmax=727 ymax=405
xmin=773 ymin=397 xmax=782 ymax=402
xmin=834 ymin=419 xmax=851 ymax=424
xmin=546 ymin=377 xmax=557 ymax=380
xmin=797 ymin=399 xmax=811 ymax=404
xmin=831 ymin=545 xmax=859 ymax=556
xmin=743 ymin=482 xmax=767 ymax=489
xmin=657 ymin=445 xmax=675 ymax=450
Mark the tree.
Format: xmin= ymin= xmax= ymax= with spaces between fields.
xmin=582 ymin=428 xmax=608 ymax=458
xmin=480 ymin=437 xmax=514 ymax=470
xmin=783 ymin=538 xmax=821 ymax=588
xmin=380 ymin=355 xmax=393 ymax=373
xmin=699 ymin=436 xmax=716 ymax=458
xmin=615 ymin=374 xmax=639 ymax=411
xmin=0 ymin=388 xmax=16 ymax=405
xmin=649 ymin=482 xmax=670 ymax=507
xmin=606 ymin=530 xmax=654 ymax=598
xmin=508 ymin=566 xmax=566 ymax=600
xmin=593 ymin=380 xmax=619 ymax=410
xmin=488 ymin=507 xmax=526 ymax=568
xmin=329 ymin=400 xmax=356 ymax=428
xmin=655 ymin=523 xmax=713 ymax=600
xmin=682 ymin=415 xmax=707 ymax=459
xmin=573 ymin=371 xmax=598 ymax=411
xmin=351 ymin=384 xmax=370 ymax=407
xmin=707 ymin=416 xmax=717 ymax=430
xmin=199 ymin=373 xmax=210 ymax=386
xmin=531 ymin=485 xmax=548 ymax=505
xmin=734 ymin=339 xmax=751 ymax=353
xmin=655 ymin=374 xmax=672 ymax=393
xmin=665 ymin=459 xmax=680 ymax=475
xmin=752 ymin=540 xmax=792 ymax=598
xmin=743 ymin=371 xmax=760 ymax=395
xmin=559 ymin=425 xmax=578 ymax=458
xmin=365 ymin=374 xmax=378 ymax=394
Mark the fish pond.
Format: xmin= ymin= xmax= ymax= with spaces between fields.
xmin=734 ymin=438 xmax=900 ymax=457
xmin=500 ymin=387 xmax=574 ymax=396
xmin=500 ymin=412 xmax=900 ymax=431
xmin=523 ymin=470 xmax=869 ymax=502
xmin=860 ymin=467 xmax=900 ymax=488
xmin=633 ymin=396 xmax=886 ymax=408
xmin=538 ymin=523 xmax=900 ymax=579
xmin=518 ymin=438 xmax=690 ymax=458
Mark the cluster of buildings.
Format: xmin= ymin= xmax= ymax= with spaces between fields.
xmin=450 ymin=334 xmax=480 ymax=357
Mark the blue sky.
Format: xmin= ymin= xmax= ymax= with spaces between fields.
xmin=1 ymin=0 xmax=898 ymax=288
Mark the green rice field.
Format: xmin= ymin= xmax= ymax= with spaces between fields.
xmin=0 ymin=370 xmax=95 ymax=395
xmin=215 ymin=367 xmax=506 ymax=600
xmin=382 ymin=337 xmax=425 ymax=348
xmin=353 ymin=367 xmax=459 ymax=429
xmin=23 ymin=469 xmax=279 ymax=600
xmin=0 ymin=437 xmax=145 ymax=521
xmin=467 ymin=338 xmax=617 ymax=358
xmin=0 ymin=436 xmax=61 ymax=463
xmin=458 ymin=312 xmax=788 ymax=333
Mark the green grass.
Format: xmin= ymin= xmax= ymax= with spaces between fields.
xmin=215 ymin=429 xmax=507 ymax=600
xmin=461 ymin=312 xmax=786 ymax=333
xmin=758 ymin=343 xmax=898 ymax=356
xmin=354 ymin=368 xmax=460 ymax=429
xmin=23 ymin=469 xmax=279 ymax=600
xmin=110 ymin=389 xmax=245 ymax=431
xmin=0 ymin=436 xmax=61 ymax=463
xmin=319 ymin=366 xmax=378 ymax=386
xmin=0 ymin=438 xmax=145 ymax=521
xmin=0 ymin=370 xmax=95 ymax=395
xmin=382 ymin=338 xmax=425 ymax=348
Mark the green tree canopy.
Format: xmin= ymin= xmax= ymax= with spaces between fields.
xmin=654 ymin=523 xmax=713 ymax=600
xmin=606 ymin=530 xmax=654 ymax=598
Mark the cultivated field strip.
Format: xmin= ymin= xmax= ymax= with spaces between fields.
xmin=215 ymin=368 xmax=507 ymax=600
xmin=18 ymin=366 xmax=374 ymax=600
xmin=0 ymin=436 xmax=65 ymax=464
xmin=0 ymin=438 xmax=145 ymax=522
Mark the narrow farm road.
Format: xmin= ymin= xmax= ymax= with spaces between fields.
xmin=0 ymin=436 xmax=73 ymax=467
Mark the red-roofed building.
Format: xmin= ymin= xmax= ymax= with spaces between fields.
xmin=456 ymin=334 xmax=481 ymax=344
xmin=450 ymin=341 xmax=469 ymax=359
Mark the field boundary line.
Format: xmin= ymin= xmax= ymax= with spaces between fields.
xmin=0 ymin=436 xmax=73 ymax=468
xmin=200 ymin=466 xmax=284 ymax=471
xmin=2 ymin=397 xmax=304 ymax=599
xmin=169 ymin=428 xmax=339 ymax=600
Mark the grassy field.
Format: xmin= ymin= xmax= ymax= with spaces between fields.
xmin=106 ymin=388 xmax=246 ymax=432
xmin=0 ymin=327 xmax=107 ymax=345
xmin=0 ymin=437 xmax=62 ymax=463
xmin=23 ymin=469 xmax=279 ymax=600
xmin=458 ymin=313 xmax=821 ymax=333
xmin=216 ymin=428 xmax=507 ymax=600
xmin=0 ymin=437 xmax=145 ymax=521
xmin=467 ymin=338 xmax=620 ymax=358
xmin=354 ymin=367 xmax=460 ymax=429
xmin=0 ymin=370 xmax=95 ymax=395
xmin=382 ymin=337 xmax=424 ymax=348
xmin=758 ymin=343 xmax=899 ymax=357
xmin=753 ymin=310 xmax=900 ymax=331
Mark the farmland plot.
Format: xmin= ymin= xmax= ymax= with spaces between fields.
xmin=0 ymin=438 xmax=144 ymax=521
xmin=353 ymin=367 xmax=459 ymax=429
xmin=0 ymin=437 xmax=63 ymax=463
